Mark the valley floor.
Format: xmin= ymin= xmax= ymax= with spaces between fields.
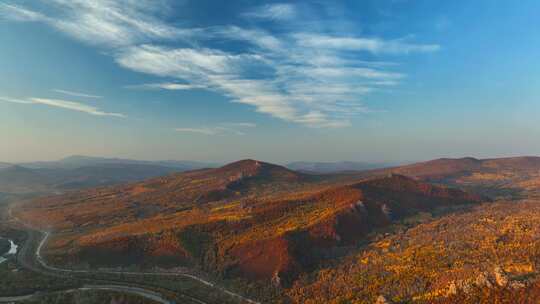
xmin=0 ymin=206 xmax=256 ymax=304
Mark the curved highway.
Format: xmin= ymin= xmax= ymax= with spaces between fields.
xmin=35 ymin=231 xmax=259 ymax=303
xmin=7 ymin=207 xmax=260 ymax=304
xmin=0 ymin=284 xmax=172 ymax=303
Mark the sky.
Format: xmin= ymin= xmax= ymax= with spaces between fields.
xmin=1 ymin=0 xmax=540 ymax=164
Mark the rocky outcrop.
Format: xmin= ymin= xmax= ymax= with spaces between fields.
xmin=445 ymin=266 xmax=527 ymax=297
xmin=493 ymin=266 xmax=509 ymax=287
xmin=375 ymin=295 xmax=391 ymax=304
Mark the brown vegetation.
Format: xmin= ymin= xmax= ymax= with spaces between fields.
xmin=361 ymin=156 xmax=540 ymax=200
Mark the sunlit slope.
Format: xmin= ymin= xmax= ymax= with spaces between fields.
xmin=288 ymin=200 xmax=540 ymax=303
xmin=363 ymin=156 xmax=540 ymax=198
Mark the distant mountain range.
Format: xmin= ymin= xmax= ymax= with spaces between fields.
xmin=0 ymin=162 xmax=12 ymax=169
xmin=18 ymin=155 xmax=217 ymax=170
xmin=286 ymin=161 xmax=397 ymax=173
xmin=0 ymin=156 xmax=404 ymax=198
xmin=357 ymin=156 xmax=540 ymax=198
xmin=6 ymin=156 xmax=401 ymax=173
xmin=0 ymin=156 xmax=218 ymax=198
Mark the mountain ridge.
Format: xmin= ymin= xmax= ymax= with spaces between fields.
xmin=18 ymin=155 xmax=218 ymax=170
xmin=287 ymin=161 xmax=394 ymax=173
xmin=0 ymin=162 xmax=202 ymax=196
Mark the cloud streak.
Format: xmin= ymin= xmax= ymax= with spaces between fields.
xmin=0 ymin=96 xmax=34 ymax=104
xmin=175 ymin=123 xmax=256 ymax=136
xmin=0 ymin=1 xmax=187 ymax=46
xmin=0 ymin=3 xmax=43 ymax=21
xmin=294 ymin=34 xmax=441 ymax=54
xmin=30 ymin=98 xmax=125 ymax=117
xmin=175 ymin=128 xmax=220 ymax=135
xmin=244 ymin=3 xmax=296 ymax=20
xmin=222 ymin=122 xmax=257 ymax=128
xmin=126 ymin=83 xmax=207 ymax=90
xmin=0 ymin=96 xmax=125 ymax=117
xmin=53 ymin=89 xmax=103 ymax=99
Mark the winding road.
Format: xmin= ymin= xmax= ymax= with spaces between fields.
xmin=5 ymin=206 xmax=261 ymax=304
xmin=34 ymin=231 xmax=259 ymax=303
xmin=0 ymin=284 xmax=173 ymax=303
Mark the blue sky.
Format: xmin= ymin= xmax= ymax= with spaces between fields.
xmin=1 ymin=0 xmax=539 ymax=163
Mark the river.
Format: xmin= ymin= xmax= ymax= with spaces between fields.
xmin=0 ymin=239 xmax=17 ymax=264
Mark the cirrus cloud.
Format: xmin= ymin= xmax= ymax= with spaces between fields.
xmin=0 ymin=1 xmax=440 ymax=128
xmin=53 ymin=89 xmax=103 ymax=99
xmin=0 ymin=96 xmax=125 ymax=117
xmin=175 ymin=122 xmax=256 ymax=136
xmin=243 ymin=3 xmax=296 ymax=21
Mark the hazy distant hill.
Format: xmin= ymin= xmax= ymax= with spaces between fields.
xmin=360 ymin=156 xmax=540 ymax=199
xmin=0 ymin=165 xmax=50 ymax=193
xmin=0 ymin=162 xmax=12 ymax=169
xmin=287 ymin=161 xmax=394 ymax=173
xmin=0 ymin=156 xmax=217 ymax=196
xmin=20 ymin=155 xmax=217 ymax=170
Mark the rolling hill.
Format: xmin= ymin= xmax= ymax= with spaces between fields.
xmin=0 ymin=164 xmax=183 ymax=195
xmin=19 ymin=155 xmax=216 ymax=170
xmin=14 ymin=159 xmax=486 ymax=292
xmin=0 ymin=156 xmax=217 ymax=197
xmin=362 ymin=156 xmax=540 ymax=199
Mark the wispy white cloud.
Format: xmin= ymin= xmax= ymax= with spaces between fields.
xmin=175 ymin=127 xmax=220 ymax=135
xmin=0 ymin=96 xmax=34 ymax=104
xmin=116 ymin=45 xmax=264 ymax=78
xmin=0 ymin=0 xmax=189 ymax=46
xmin=244 ymin=3 xmax=296 ymax=20
xmin=0 ymin=3 xmax=44 ymax=21
xmin=30 ymin=98 xmax=125 ymax=117
xmin=126 ymin=82 xmax=207 ymax=91
xmin=294 ymin=33 xmax=440 ymax=54
xmin=222 ymin=122 xmax=257 ymax=128
xmin=175 ymin=123 xmax=255 ymax=136
xmin=1 ymin=1 xmax=440 ymax=128
xmin=53 ymin=89 xmax=102 ymax=99
xmin=212 ymin=26 xmax=283 ymax=51
xmin=293 ymin=111 xmax=352 ymax=128
xmin=0 ymin=96 xmax=125 ymax=117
